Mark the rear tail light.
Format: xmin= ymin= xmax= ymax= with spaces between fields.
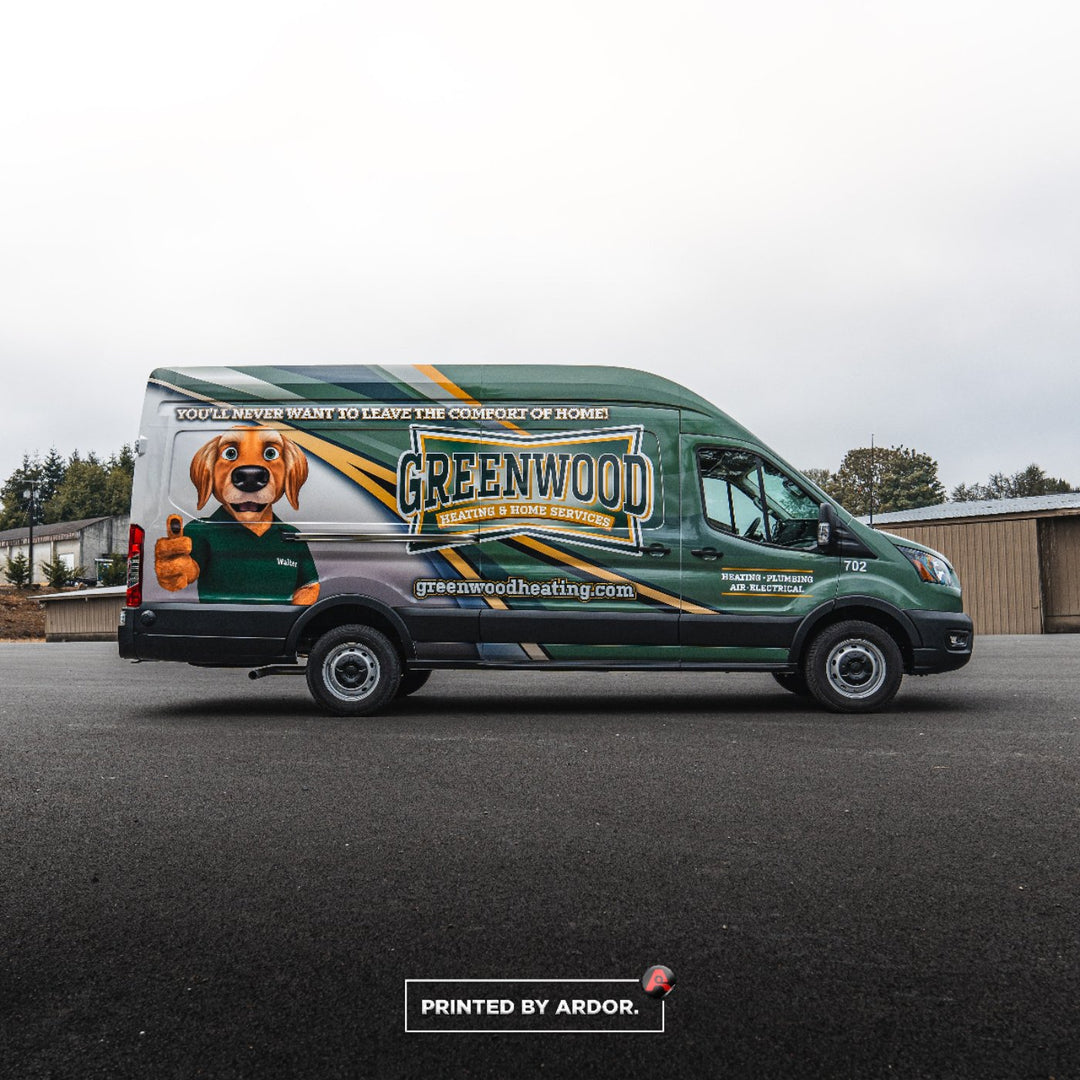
xmin=126 ymin=524 xmax=145 ymax=607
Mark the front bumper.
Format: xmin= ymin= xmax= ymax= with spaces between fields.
xmin=905 ymin=609 xmax=974 ymax=674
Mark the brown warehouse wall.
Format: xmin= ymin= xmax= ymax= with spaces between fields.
xmin=877 ymin=519 xmax=1043 ymax=636
xmin=1040 ymin=518 xmax=1080 ymax=633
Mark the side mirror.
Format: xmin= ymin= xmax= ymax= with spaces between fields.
xmin=817 ymin=503 xmax=837 ymax=552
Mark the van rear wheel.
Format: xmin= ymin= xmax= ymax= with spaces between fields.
xmin=804 ymin=620 xmax=903 ymax=713
xmin=306 ymin=624 xmax=401 ymax=716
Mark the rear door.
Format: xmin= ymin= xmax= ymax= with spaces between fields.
xmin=678 ymin=436 xmax=839 ymax=663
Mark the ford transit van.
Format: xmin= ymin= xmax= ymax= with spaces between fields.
xmin=119 ymin=365 xmax=972 ymax=714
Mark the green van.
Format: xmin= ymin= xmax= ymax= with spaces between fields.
xmin=119 ymin=364 xmax=972 ymax=714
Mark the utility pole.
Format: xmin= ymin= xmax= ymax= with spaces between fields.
xmin=868 ymin=434 xmax=875 ymax=526
xmin=22 ymin=480 xmax=39 ymax=587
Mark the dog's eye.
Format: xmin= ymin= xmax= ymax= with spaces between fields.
xmin=222 ymin=446 xmax=239 ymax=461
xmin=263 ymin=446 xmax=280 ymax=461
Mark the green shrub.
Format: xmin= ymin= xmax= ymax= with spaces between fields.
xmin=4 ymin=553 xmax=31 ymax=588
xmin=41 ymin=557 xmax=85 ymax=589
xmin=99 ymin=553 xmax=128 ymax=587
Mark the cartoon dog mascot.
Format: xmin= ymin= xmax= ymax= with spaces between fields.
xmin=155 ymin=427 xmax=320 ymax=605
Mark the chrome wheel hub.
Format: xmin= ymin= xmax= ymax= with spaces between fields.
xmin=826 ymin=639 xmax=887 ymax=699
xmin=323 ymin=643 xmax=380 ymax=701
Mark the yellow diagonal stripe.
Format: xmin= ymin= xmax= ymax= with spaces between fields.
xmin=416 ymin=364 xmax=530 ymax=435
xmin=284 ymin=430 xmax=400 ymax=514
xmin=440 ymin=547 xmax=508 ymax=610
xmin=439 ymin=548 xmax=547 ymax=659
xmin=514 ymin=536 xmax=713 ymax=615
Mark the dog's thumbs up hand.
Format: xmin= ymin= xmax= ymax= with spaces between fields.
xmin=157 ymin=515 xmax=190 ymax=556
xmin=155 ymin=515 xmax=198 ymax=591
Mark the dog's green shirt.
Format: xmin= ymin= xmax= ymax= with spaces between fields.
xmin=186 ymin=506 xmax=318 ymax=604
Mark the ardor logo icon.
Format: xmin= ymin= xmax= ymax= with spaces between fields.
xmin=396 ymin=425 xmax=655 ymax=553
xmin=641 ymin=965 xmax=675 ymax=998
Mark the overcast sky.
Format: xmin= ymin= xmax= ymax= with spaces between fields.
xmin=2 ymin=0 xmax=1077 ymax=492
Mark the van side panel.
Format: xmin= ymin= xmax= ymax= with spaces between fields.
xmin=124 ymin=367 xmax=706 ymax=665
xmin=121 ymin=364 xmax=971 ymax=683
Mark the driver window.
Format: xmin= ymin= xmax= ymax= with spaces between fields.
xmin=697 ymin=447 xmax=821 ymax=550
xmin=698 ymin=448 xmax=763 ymax=536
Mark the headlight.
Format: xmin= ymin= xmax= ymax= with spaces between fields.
xmin=896 ymin=545 xmax=957 ymax=588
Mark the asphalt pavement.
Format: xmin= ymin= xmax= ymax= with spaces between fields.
xmin=2 ymin=636 xmax=1078 ymax=1079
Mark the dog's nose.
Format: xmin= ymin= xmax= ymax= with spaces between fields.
xmin=231 ymin=466 xmax=270 ymax=492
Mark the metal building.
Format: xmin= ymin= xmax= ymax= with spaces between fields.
xmin=0 ymin=515 xmax=129 ymax=585
xmin=868 ymin=494 xmax=1080 ymax=635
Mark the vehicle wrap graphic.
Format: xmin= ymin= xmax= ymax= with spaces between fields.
xmin=721 ymin=567 xmax=815 ymax=597
xmin=396 ymin=426 xmax=655 ymax=553
xmin=123 ymin=362 xmax=972 ymax=701
xmin=411 ymin=576 xmax=638 ymax=602
xmin=141 ymin=365 xmax=708 ymax=638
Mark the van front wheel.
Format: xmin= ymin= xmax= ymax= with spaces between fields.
xmin=306 ymin=624 xmax=401 ymax=716
xmin=804 ymin=620 xmax=903 ymax=713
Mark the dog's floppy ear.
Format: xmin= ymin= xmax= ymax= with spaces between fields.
xmin=189 ymin=435 xmax=221 ymax=510
xmin=281 ymin=435 xmax=309 ymax=510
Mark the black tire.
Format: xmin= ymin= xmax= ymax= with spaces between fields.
xmin=804 ymin=620 xmax=903 ymax=713
xmin=306 ymin=624 xmax=401 ymax=716
xmin=772 ymin=671 xmax=812 ymax=697
xmin=397 ymin=668 xmax=432 ymax=698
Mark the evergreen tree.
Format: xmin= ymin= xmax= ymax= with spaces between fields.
xmin=951 ymin=464 xmax=1076 ymax=501
xmin=4 ymin=553 xmax=31 ymax=588
xmin=879 ymin=446 xmax=947 ymax=512
xmin=99 ymin=553 xmax=128 ymax=586
xmin=1 ymin=444 xmax=134 ymax=527
xmin=42 ymin=454 xmax=111 ymax=523
xmin=802 ymin=467 xmax=832 ymax=492
xmin=949 ymin=482 xmax=982 ymax=502
xmin=41 ymin=556 xmax=86 ymax=589
xmin=103 ymin=445 xmax=135 ymax=515
xmin=39 ymin=447 xmax=67 ymax=505
xmin=0 ymin=454 xmax=44 ymax=530
xmin=819 ymin=445 xmax=945 ymax=516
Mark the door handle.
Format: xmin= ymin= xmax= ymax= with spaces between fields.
xmin=691 ymin=546 xmax=722 ymax=561
xmin=644 ymin=541 xmax=671 ymax=557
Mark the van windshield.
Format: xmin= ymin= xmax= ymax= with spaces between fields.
xmin=698 ymin=449 xmax=820 ymax=549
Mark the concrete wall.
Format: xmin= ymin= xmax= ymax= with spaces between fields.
xmin=78 ymin=516 xmax=129 ymax=575
xmin=3 ymin=536 xmax=81 ymax=585
xmin=1 ymin=515 xmax=128 ymax=584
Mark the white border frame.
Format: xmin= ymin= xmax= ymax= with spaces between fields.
xmin=404 ymin=978 xmax=665 ymax=1034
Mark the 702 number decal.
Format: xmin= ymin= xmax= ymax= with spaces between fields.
xmin=844 ymin=560 xmax=868 ymax=572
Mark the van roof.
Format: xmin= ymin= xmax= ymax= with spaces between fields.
xmin=148 ymin=364 xmax=728 ymax=419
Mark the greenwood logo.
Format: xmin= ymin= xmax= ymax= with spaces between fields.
xmin=396 ymin=425 xmax=655 ymax=552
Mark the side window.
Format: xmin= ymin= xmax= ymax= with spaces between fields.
xmin=759 ymin=460 xmax=820 ymax=549
xmin=697 ymin=448 xmax=821 ymax=550
xmin=699 ymin=449 xmax=762 ymax=537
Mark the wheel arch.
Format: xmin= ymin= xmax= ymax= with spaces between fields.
xmin=791 ymin=598 xmax=918 ymax=673
xmin=286 ymin=595 xmax=416 ymax=661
